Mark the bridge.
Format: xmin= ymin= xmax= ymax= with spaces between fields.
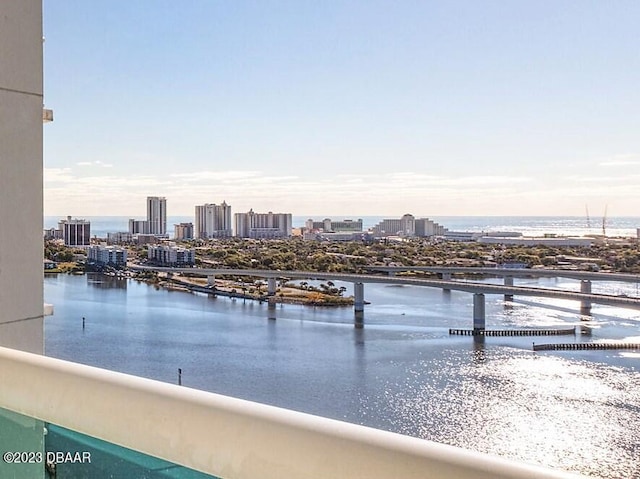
xmin=367 ymin=266 xmax=640 ymax=315
xmin=365 ymin=266 xmax=640 ymax=283
xmin=129 ymin=265 xmax=640 ymax=329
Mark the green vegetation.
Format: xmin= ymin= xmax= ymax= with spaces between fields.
xmin=188 ymin=238 xmax=640 ymax=274
xmin=44 ymin=241 xmax=83 ymax=262
xmin=43 ymin=237 xmax=640 ymax=279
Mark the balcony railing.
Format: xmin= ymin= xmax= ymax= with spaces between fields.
xmin=0 ymin=346 xmax=584 ymax=479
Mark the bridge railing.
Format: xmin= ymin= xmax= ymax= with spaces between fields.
xmin=0 ymin=346 xmax=584 ymax=479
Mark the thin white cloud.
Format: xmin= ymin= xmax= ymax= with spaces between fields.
xmin=569 ymin=175 xmax=640 ymax=183
xmin=600 ymin=160 xmax=640 ymax=167
xmin=598 ymin=154 xmax=640 ymax=167
xmin=76 ymin=160 xmax=113 ymax=168
xmin=169 ymin=171 xmax=262 ymax=181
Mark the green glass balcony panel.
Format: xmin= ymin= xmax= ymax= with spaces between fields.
xmin=45 ymin=423 xmax=218 ymax=478
xmin=0 ymin=407 xmax=44 ymax=479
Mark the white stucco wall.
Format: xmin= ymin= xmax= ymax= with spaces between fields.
xmin=0 ymin=0 xmax=44 ymax=354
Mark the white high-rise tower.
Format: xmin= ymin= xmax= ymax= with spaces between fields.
xmin=147 ymin=196 xmax=167 ymax=235
xmin=194 ymin=201 xmax=232 ymax=238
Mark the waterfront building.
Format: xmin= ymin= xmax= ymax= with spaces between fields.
xmin=174 ymin=222 xmax=194 ymax=240
xmin=128 ymin=218 xmax=149 ymax=235
xmin=373 ymin=215 xmax=449 ymax=238
xmin=87 ymin=245 xmax=128 ymax=267
xmin=107 ymin=232 xmax=134 ymax=245
xmin=44 ymin=227 xmax=63 ymax=241
xmin=414 ymin=218 xmax=447 ymax=237
xmin=147 ymin=196 xmax=167 ymax=235
xmin=372 ymin=214 xmax=415 ymax=237
xmin=147 ymin=244 xmax=195 ymax=266
xmin=234 ymin=210 xmax=292 ymax=239
xmin=443 ymin=231 xmax=486 ymax=242
xmin=305 ymin=218 xmax=363 ymax=233
xmin=58 ymin=216 xmax=91 ymax=247
xmin=195 ymin=201 xmax=232 ymax=239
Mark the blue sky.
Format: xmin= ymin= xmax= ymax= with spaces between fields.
xmin=43 ymin=1 xmax=640 ymax=217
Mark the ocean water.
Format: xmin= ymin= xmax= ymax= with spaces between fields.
xmin=44 ymin=215 xmax=640 ymax=239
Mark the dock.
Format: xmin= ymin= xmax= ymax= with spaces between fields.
xmin=449 ymin=328 xmax=576 ymax=337
xmin=533 ymin=342 xmax=640 ymax=351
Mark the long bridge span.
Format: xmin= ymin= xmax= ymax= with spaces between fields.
xmin=366 ymin=266 xmax=640 ymax=283
xmin=129 ymin=265 xmax=640 ymax=329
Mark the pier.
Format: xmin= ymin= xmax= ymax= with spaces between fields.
xmin=449 ymin=328 xmax=576 ymax=337
xmin=533 ymin=342 xmax=640 ymax=351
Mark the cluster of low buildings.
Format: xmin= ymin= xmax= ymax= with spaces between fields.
xmin=442 ymin=231 xmax=595 ymax=247
xmin=84 ymin=243 xmax=195 ymax=268
xmin=301 ymin=215 xmax=448 ymax=242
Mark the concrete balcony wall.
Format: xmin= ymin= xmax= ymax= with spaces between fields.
xmin=0 ymin=0 xmax=44 ymax=355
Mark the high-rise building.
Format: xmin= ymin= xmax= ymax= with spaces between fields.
xmin=234 ymin=210 xmax=292 ymax=239
xmin=372 ymin=215 xmax=446 ymax=238
xmin=58 ymin=216 xmax=91 ymax=246
xmin=194 ymin=202 xmax=232 ymax=239
xmin=371 ymin=217 xmax=405 ymax=237
xmin=128 ymin=219 xmax=149 ymax=235
xmin=174 ymin=222 xmax=194 ymax=240
xmin=147 ymin=196 xmax=167 ymax=235
xmin=415 ymin=218 xmax=447 ymax=237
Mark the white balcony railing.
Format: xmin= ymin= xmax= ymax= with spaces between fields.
xmin=0 ymin=346 xmax=585 ymax=479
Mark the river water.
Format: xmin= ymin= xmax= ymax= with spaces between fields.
xmin=44 ymin=274 xmax=640 ymax=478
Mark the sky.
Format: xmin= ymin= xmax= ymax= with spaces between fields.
xmin=43 ymin=1 xmax=640 ymax=217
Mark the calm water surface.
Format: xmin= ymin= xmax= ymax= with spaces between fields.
xmin=44 ymin=274 xmax=640 ymax=478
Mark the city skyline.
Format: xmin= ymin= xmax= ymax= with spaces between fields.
xmin=43 ymin=2 xmax=640 ymax=216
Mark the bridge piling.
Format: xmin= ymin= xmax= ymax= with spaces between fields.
xmin=442 ymin=272 xmax=452 ymax=292
xmin=504 ymin=276 xmax=514 ymax=301
xmin=267 ymin=277 xmax=277 ymax=320
xmin=473 ymin=293 xmax=485 ymax=331
xmin=580 ymin=280 xmax=592 ymax=315
xmin=354 ymin=282 xmax=364 ymax=329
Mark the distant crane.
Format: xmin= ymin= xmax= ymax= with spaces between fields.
xmin=585 ymin=205 xmax=591 ymax=230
